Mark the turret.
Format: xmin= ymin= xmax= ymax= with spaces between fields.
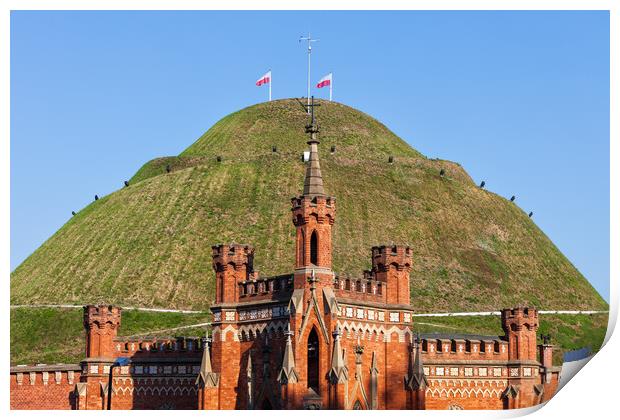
xmin=291 ymin=97 xmax=336 ymax=289
xmin=501 ymin=306 xmax=539 ymax=361
xmin=370 ymin=245 xmax=412 ymax=305
xmin=291 ymin=195 xmax=335 ymax=270
xmin=83 ymin=305 xmax=121 ymax=359
xmin=211 ymin=243 xmax=256 ymax=304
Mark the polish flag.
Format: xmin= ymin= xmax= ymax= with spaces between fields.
xmin=256 ymin=70 xmax=271 ymax=86
xmin=316 ymin=73 xmax=332 ymax=88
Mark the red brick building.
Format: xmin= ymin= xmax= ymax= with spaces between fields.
xmin=10 ymin=112 xmax=560 ymax=410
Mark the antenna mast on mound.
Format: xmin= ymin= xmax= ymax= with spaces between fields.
xmin=299 ymin=33 xmax=319 ymax=114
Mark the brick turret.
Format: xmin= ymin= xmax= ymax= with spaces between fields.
xmin=291 ymin=101 xmax=336 ymax=289
xmin=212 ymin=243 xmax=256 ymax=304
xmin=80 ymin=305 xmax=121 ymax=410
xmin=83 ymin=305 xmax=121 ymax=359
xmin=370 ymin=245 xmax=412 ymax=305
xmin=291 ymin=195 xmax=336 ymax=271
xmin=501 ymin=306 xmax=539 ymax=361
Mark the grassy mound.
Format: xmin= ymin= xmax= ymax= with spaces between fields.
xmin=10 ymin=99 xmax=607 ymax=312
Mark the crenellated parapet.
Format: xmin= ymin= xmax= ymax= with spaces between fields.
xmin=371 ymin=245 xmax=413 ymax=272
xmin=112 ymin=336 xmax=204 ymax=358
xmin=291 ymin=195 xmax=336 ymax=226
xmin=237 ymin=274 xmax=294 ymax=302
xmin=333 ymin=274 xmax=384 ymax=303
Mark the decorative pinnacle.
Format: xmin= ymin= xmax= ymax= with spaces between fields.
xmin=355 ymin=336 xmax=364 ymax=355
xmin=308 ymin=269 xmax=318 ymax=291
xmin=263 ymin=333 xmax=271 ymax=354
xmin=332 ymin=326 xmax=341 ymax=339
xmin=285 ymin=324 xmax=294 ymax=338
xmin=302 ymin=96 xmax=325 ymax=197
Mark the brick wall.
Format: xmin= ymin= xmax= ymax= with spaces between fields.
xmin=10 ymin=366 xmax=80 ymax=410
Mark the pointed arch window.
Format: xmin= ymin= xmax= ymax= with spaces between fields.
xmin=299 ymin=229 xmax=306 ymax=265
xmin=310 ymin=230 xmax=318 ymax=265
xmin=353 ymin=400 xmax=363 ymax=410
xmin=307 ymin=328 xmax=319 ymax=392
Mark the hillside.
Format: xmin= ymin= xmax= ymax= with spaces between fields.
xmin=10 ymin=99 xmax=607 ymax=312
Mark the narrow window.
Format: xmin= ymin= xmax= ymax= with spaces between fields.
xmin=307 ymin=328 xmax=320 ymax=392
xmin=299 ymin=229 xmax=305 ymax=265
xmin=310 ymin=231 xmax=318 ymax=265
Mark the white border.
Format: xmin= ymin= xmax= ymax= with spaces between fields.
xmin=2 ymin=2 xmax=616 ymax=419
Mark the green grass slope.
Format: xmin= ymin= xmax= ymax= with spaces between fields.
xmin=10 ymin=307 xmax=211 ymax=365
xmin=10 ymin=99 xmax=607 ymax=312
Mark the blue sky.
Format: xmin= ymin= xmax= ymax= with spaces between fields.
xmin=10 ymin=11 xmax=609 ymax=301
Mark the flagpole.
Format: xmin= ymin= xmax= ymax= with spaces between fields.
xmin=300 ymin=34 xmax=319 ymax=114
xmin=307 ymin=42 xmax=311 ymax=111
xmin=269 ymin=70 xmax=272 ymax=102
xmin=330 ymin=73 xmax=333 ymax=101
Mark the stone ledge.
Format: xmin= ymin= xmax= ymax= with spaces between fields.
xmin=10 ymin=364 xmax=81 ymax=373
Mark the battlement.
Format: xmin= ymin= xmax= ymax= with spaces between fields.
xmin=290 ymin=195 xmax=336 ymax=226
xmin=211 ymin=243 xmax=255 ymax=270
xmin=501 ymin=306 xmax=539 ymax=330
xmin=420 ymin=335 xmax=509 ymax=361
xmin=333 ymin=274 xmax=384 ymax=303
xmin=112 ymin=336 xmax=204 ymax=358
xmin=371 ymin=245 xmax=412 ymax=271
xmin=83 ymin=305 xmax=122 ymax=329
xmin=238 ymin=274 xmax=294 ymax=302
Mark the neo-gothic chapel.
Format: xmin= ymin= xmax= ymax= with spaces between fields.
xmin=10 ymin=108 xmax=560 ymax=410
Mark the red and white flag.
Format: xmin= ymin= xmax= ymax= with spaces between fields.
xmin=316 ymin=73 xmax=333 ymax=101
xmin=256 ymin=70 xmax=271 ymax=86
xmin=316 ymin=72 xmax=332 ymax=88
xmin=256 ymin=70 xmax=272 ymax=101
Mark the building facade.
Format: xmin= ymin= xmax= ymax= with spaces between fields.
xmin=10 ymin=113 xmax=560 ymax=410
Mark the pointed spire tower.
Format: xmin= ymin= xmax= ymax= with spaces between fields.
xmin=405 ymin=333 xmax=428 ymax=409
xmin=278 ymin=329 xmax=300 ymax=409
xmin=292 ymin=97 xmax=336 ymax=288
xmin=303 ymin=108 xmax=325 ymax=196
xmin=196 ymin=335 xmax=220 ymax=409
xmin=278 ymin=330 xmax=299 ymax=384
xmin=328 ymin=327 xmax=349 ymax=409
xmin=196 ymin=336 xmax=219 ymax=387
xmin=329 ymin=327 xmax=348 ymax=383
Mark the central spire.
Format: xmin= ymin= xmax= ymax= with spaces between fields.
xmin=303 ymin=96 xmax=325 ymax=197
